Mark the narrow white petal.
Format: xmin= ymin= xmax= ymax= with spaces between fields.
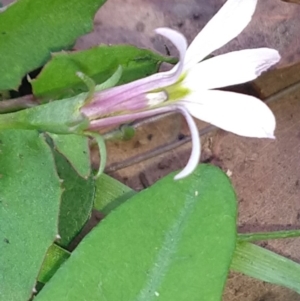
xmin=155 ymin=28 xmax=187 ymax=81
xmin=174 ymin=106 xmax=201 ymax=180
xmin=184 ymin=48 xmax=281 ymax=90
xmin=182 ymin=90 xmax=276 ymax=138
xmin=184 ymin=0 xmax=257 ymax=71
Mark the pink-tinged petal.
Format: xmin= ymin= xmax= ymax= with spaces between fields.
xmin=82 ymin=93 xmax=150 ymax=119
xmin=182 ymin=90 xmax=276 ymax=138
xmin=173 ymin=106 xmax=201 ymax=180
xmin=88 ymin=28 xmax=187 ymax=111
xmin=88 ymin=106 xmax=174 ymax=131
xmin=184 ymin=0 xmax=257 ymax=71
xmin=88 ymin=104 xmax=201 ymax=180
xmin=82 ymin=90 xmax=169 ymax=119
xmin=184 ymin=48 xmax=281 ymax=90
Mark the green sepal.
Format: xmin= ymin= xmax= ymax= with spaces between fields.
xmin=0 ymin=93 xmax=89 ymax=134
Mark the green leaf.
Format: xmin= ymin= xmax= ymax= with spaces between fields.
xmin=38 ymin=173 xmax=134 ymax=284
xmin=0 ymin=130 xmax=62 ymax=301
xmin=54 ymin=150 xmax=95 ymax=248
xmin=231 ymin=242 xmax=300 ymax=294
xmin=32 ymin=45 xmax=176 ymax=100
xmin=0 ymin=0 xmax=106 ymax=90
xmin=49 ymin=134 xmax=91 ymax=179
xmin=38 ymin=174 xmax=133 ymax=284
xmin=35 ymin=164 xmax=237 ymax=301
xmin=94 ymin=173 xmax=136 ymax=214
xmin=38 ymin=244 xmax=70 ymax=284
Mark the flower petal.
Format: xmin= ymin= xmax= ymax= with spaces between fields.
xmin=91 ymin=28 xmax=187 ymax=105
xmin=173 ymin=106 xmax=201 ymax=180
xmin=184 ymin=0 xmax=257 ymax=71
xmin=182 ymin=90 xmax=276 ymax=138
xmin=88 ymin=104 xmax=201 ymax=180
xmin=155 ymin=28 xmax=187 ymax=82
xmin=184 ymin=48 xmax=280 ymax=90
xmin=88 ymin=106 xmax=173 ymax=130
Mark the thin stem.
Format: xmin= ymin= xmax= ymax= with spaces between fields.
xmin=0 ymin=95 xmax=39 ymax=113
xmin=264 ymin=80 xmax=300 ymax=104
xmin=105 ymin=136 xmax=190 ymax=173
xmin=104 ymin=125 xmax=214 ymax=173
xmin=238 ymin=229 xmax=300 ymax=242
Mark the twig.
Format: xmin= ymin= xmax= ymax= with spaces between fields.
xmin=264 ymin=80 xmax=300 ymax=104
xmin=0 ymin=95 xmax=39 ymax=113
xmin=105 ymin=125 xmax=215 ymax=173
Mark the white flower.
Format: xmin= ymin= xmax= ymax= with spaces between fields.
xmin=81 ymin=0 xmax=280 ymax=180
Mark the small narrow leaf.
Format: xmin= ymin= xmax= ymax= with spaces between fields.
xmin=32 ymin=45 xmax=176 ymax=100
xmin=54 ymin=151 xmax=95 ymax=248
xmin=49 ymin=133 xmax=91 ymax=179
xmin=0 ymin=0 xmax=106 ymax=90
xmin=238 ymin=229 xmax=300 ymax=242
xmin=231 ymin=242 xmax=300 ymax=293
xmin=94 ymin=173 xmax=136 ymax=214
xmin=36 ymin=164 xmax=237 ymax=301
xmin=89 ymin=132 xmax=107 ymax=179
xmin=0 ymin=130 xmax=62 ymax=301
